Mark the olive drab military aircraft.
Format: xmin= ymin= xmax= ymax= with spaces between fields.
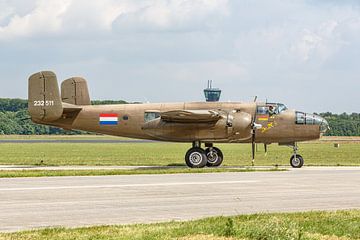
xmin=28 ymin=71 xmax=330 ymax=168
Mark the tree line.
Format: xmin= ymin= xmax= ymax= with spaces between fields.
xmin=0 ymin=98 xmax=127 ymax=135
xmin=319 ymin=112 xmax=360 ymax=136
xmin=0 ymin=98 xmax=359 ymax=136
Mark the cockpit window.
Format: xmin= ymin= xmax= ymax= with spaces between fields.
xmin=257 ymin=106 xmax=269 ymax=115
xmin=144 ymin=111 xmax=160 ymax=123
xmin=257 ymin=103 xmax=288 ymax=116
xmin=296 ymin=112 xmax=305 ymax=124
xmin=277 ymin=103 xmax=288 ymax=113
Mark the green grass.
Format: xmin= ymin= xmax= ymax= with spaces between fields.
xmin=0 ymin=138 xmax=359 ymax=166
xmin=0 ymin=167 xmax=284 ymax=178
xmin=1 ymin=210 xmax=359 ymax=239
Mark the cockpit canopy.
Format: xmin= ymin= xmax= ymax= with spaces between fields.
xmin=257 ymin=103 xmax=288 ymax=115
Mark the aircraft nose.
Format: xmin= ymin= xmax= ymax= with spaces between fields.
xmin=312 ymin=114 xmax=330 ymax=133
xmin=299 ymin=112 xmax=330 ymax=133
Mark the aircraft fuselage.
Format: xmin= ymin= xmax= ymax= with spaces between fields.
xmin=34 ymin=101 xmax=324 ymax=144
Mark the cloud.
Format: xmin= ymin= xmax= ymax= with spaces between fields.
xmin=113 ymin=0 xmax=229 ymax=32
xmin=0 ymin=0 xmax=359 ymax=112
xmin=290 ymin=21 xmax=339 ymax=62
xmin=60 ymin=0 xmax=127 ymax=32
xmin=0 ymin=0 xmax=229 ymax=40
xmin=0 ymin=0 xmax=71 ymax=40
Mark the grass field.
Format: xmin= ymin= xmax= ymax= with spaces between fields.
xmin=0 ymin=136 xmax=359 ymax=166
xmin=1 ymin=210 xmax=359 ymax=239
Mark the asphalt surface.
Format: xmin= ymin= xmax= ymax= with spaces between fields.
xmin=0 ymin=167 xmax=359 ymax=232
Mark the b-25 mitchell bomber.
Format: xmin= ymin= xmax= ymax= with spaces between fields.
xmin=28 ymin=71 xmax=329 ymax=168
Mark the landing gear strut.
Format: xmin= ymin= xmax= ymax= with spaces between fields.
xmin=185 ymin=142 xmax=223 ymax=168
xmin=290 ymin=143 xmax=304 ymax=168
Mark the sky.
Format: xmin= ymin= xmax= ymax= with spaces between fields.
xmin=0 ymin=0 xmax=359 ymax=113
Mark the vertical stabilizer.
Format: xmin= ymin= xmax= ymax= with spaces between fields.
xmin=28 ymin=71 xmax=63 ymax=122
xmin=61 ymin=77 xmax=90 ymax=105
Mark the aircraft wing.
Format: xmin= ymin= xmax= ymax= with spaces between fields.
xmin=161 ymin=110 xmax=221 ymax=123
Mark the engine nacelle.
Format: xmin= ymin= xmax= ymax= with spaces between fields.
xmin=228 ymin=112 xmax=252 ymax=140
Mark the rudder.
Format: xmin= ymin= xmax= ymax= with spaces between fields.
xmin=28 ymin=71 xmax=63 ymax=122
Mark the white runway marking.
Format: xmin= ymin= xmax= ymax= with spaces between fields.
xmin=0 ymin=180 xmax=258 ymax=192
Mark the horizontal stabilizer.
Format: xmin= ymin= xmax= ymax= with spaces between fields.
xmin=62 ymin=102 xmax=83 ymax=113
xmin=161 ymin=110 xmax=221 ymax=123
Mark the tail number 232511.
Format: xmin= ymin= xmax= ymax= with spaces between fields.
xmin=33 ymin=100 xmax=55 ymax=107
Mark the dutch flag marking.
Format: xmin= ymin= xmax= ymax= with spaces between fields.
xmin=99 ymin=113 xmax=119 ymax=125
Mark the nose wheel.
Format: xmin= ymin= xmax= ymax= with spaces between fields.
xmin=290 ymin=144 xmax=304 ymax=168
xmin=290 ymin=154 xmax=304 ymax=168
xmin=185 ymin=142 xmax=224 ymax=168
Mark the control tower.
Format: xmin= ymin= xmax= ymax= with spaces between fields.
xmin=204 ymin=80 xmax=221 ymax=102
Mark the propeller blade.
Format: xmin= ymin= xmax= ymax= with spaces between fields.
xmin=251 ymin=130 xmax=255 ymax=166
xmin=250 ymin=114 xmax=257 ymax=166
xmin=252 ymin=141 xmax=255 ymax=160
xmin=264 ymin=144 xmax=268 ymax=156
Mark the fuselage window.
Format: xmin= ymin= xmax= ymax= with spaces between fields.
xmin=306 ymin=115 xmax=315 ymax=125
xmin=144 ymin=112 xmax=160 ymax=123
xmin=296 ymin=112 xmax=322 ymax=125
xmin=123 ymin=115 xmax=129 ymax=121
xmin=296 ymin=112 xmax=305 ymax=124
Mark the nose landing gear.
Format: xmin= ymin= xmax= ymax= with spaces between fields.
xmin=185 ymin=142 xmax=224 ymax=168
xmin=290 ymin=144 xmax=304 ymax=168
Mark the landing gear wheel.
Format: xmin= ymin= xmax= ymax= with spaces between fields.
xmin=290 ymin=154 xmax=304 ymax=168
xmin=185 ymin=147 xmax=207 ymax=168
xmin=205 ymin=147 xmax=223 ymax=167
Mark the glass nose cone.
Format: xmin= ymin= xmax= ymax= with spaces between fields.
xmin=311 ymin=114 xmax=329 ymax=133
xmin=319 ymin=118 xmax=330 ymax=133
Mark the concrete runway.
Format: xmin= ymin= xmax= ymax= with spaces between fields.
xmin=0 ymin=167 xmax=359 ymax=232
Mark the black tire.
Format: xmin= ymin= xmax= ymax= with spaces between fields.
xmin=185 ymin=147 xmax=207 ymax=168
xmin=205 ymin=147 xmax=224 ymax=167
xmin=290 ymin=154 xmax=304 ymax=168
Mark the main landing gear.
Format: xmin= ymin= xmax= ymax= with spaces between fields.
xmin=289 ymin=143 xmax=304 ymax=168
xmin=185 ymin=142 xmax=223 ymax=168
